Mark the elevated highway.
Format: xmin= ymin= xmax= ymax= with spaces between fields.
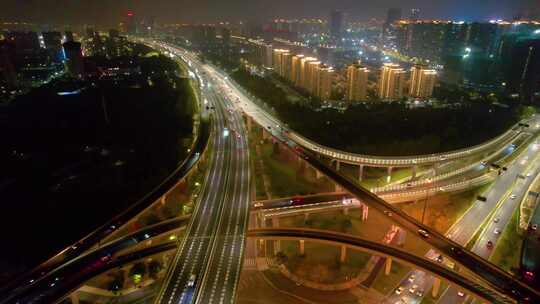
xmin=248 ymin=228 xmax=513 ymax=303
xmin=0 ymin=108 xmax=211 ymax=300
xmin=2 ymin=217 xmax=188 ymax=304
xmin=196 ymin=49 xmax=540 ymax=302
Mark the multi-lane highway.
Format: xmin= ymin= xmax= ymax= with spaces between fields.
xmin=1 ymin=217 xmax=188 ymax=304
xmin=150 ymin=41 xmax=251 ymax=304
xmin=386 ymin=137 xmax=540 ymax=304
xmin=0 ymin=112 xmax=211 ymax=301
xmin=190 ymin=49 xmax=540 ymax=302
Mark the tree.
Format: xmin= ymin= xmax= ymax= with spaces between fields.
xmin=107 ymin=270 xmax=125 ymax=293
xmin=148 ymin=260 xmax=162 ymax=279
xmin=129 ymin=261 xmax=147 ymax=284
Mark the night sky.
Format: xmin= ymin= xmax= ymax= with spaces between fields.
xmin=0 ymin=0 xmax=538 ymax=26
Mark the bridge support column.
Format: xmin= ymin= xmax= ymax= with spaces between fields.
xmin=259 ymin=212 xmax=266 ymax=228
xmin=299 ymin=240 xmax=305 ymax=255
xmin=343 ymin=207 xmax=349 ymax=215
xmin=246 ymin=116 xmax=252 ymax=132
xmin=411 ymin=165 xmax=417 ymax=179
xmin=387 ymin=166 xmax=393 ymax=181
xmin=385 ymin=257 xmax=392 ymax=275
xmin=340 ymin=245 xmax=347 ymax=262
xmin=432 ymin=278 xmax=441 ymax=298
xmin=304 ymin=212 xmax=310 ymax=222
xmin=70 ymin=292 xmax=80 ymax=304
xmin=262 ymin=128 xmax=270 ymax=140
xmin=336 ymin=160 xmax=341 ymax=171
xmin=335 ymin=183 xmax=343 ymax=192
xmin=315 ymin=169 xmax=323 ymax=179
xmin=272 ymin=217 xmax=281 ymax=254
xmin=358 ymin=164 xmax=364 ymax=182
xmin=272 ymin=217 xmax=279 ymax=228
xmin=160 ymin=196 xmax=166 ymax=205
xmin=274 ymin=239 xmax=281 ymax=255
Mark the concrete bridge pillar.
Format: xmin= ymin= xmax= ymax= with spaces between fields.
xmin=358 ymin=164 xmax=364 ymax=182
xmin=160 ymin=196 xmax=166 ymax=205
xmin=432 ymin=278 xmax=441 ymax=298
xmin=336 ymin=160 xmax=341 ymax=171
xmin=70 ymin=292 xmax=80 ymax=304
xmin=315 ymin=169 xmax=323 ymax=179
xmin=299 ymin=240 xmax=305 ymax=255
xmin=343 ymin=207 xmax=349 ymax=215
xmin=274 ymin=239 xmax=281 ymax=255
xmin=387 ymin=167 xmax=393 ymax=181
xmin=259 ymin=212 xmax=266 ymax=228
xmin=411 ymin=165 xmax=417 ymax=179
xmin=361 ymin=204 xmax=369 ymax=221
xmin=246 ymin=116 xmax=253 ymax=132
xmin=272 ymin=218 xmax=281 ymax=254
xmin=335 ymin=183 xmax=343 ymax=192
xmin=340 ymin=245 xmax=347 ymax=262
xmin=304 ymin=212 xmax=310 ymax=222
xmin=272 ymin=217 xmax=279 ymax=228
xmin=262 ymin=128 xmax=270 ymax=140
xmin=385 ymin=257 xmax=392 ymax=275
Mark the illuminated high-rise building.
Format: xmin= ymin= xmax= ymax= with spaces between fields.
xmin=0 ymin=40 xmax=17 ymax=86
xmin=316 ymin=66 xmax=334 ymax=100
xmin=379 ymin=63 xmax=406 ymax=100
xmin=299 ymin=56 xmax=317 ymax=88
xmin=409 ymin=64 xmax=437 ymax=98
xmin=290 ymin=54 xmax=304 ymax=84
xmin=306 ymin=60 xmax=321 ymax=94
xmin=126 ymin=11 xmax=137 ymax=34
xmin=346 ymin=62 xmax=369 ymax=101
xmin=42 ymin=31 xmax=63 ymax=62
xmin=329 ymin=10 xmax=345 ymax=41
xmin=272 ymin=49 xmax=290 ymax=78
xmin=62 ymin=41 xmax=84 ymax=78
xmin=281 ymin=52 xmax=292 ymax=79
xmin=410 ymin=8 xmax=420 ymax=21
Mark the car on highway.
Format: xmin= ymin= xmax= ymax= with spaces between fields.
xmin=416 ymin=289 xmax=424 ymax=297
xmin=408 ymin=274 xmax=415 ymax=282
xmin=494 ymin=228 xmax=501 ymax=234
xmin=409 ymin=284 xmax=418 ymax=294
xmin=458 ymin=291 xmax=465 ymax=297
xmin=487 ymin=240 xmax=493 ymax=249
xmin=418 ymin=229 xmax=429 ymax=238
xmin=494 ymin=217 xmax=500 ymax=223
xmin=187 ymin=274 xmax=197 ymax=287
xmin=395 ymin=286 xmax=405 ymax=295
xmin=510 ymin=194 xmax=517 ymax=199
xmin=253 ymin=202 xmax=263 ymax=208
xmin=532 ymin=224 xmax=538 ymax=231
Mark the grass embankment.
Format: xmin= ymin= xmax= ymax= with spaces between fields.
xmin=489 ymin=205 xmax=525 ymax=274
xmin=371 ymin=262 xmax=411 ymax=295
xmin=248 ymin=124 xmax=334 ymax=199
xmin=399 ymin=184 xmax=490 ymax=234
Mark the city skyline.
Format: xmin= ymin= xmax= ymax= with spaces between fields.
xmin=0 ymin=0 xmax=538 ymax=26
xmin=2 ymin=1 xmax=540 ymax=303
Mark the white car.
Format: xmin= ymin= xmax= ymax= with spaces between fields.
xmin=187 ymin=274 xmax=197 ymax=287
xmin=408 ymin=274 xmax=416 ymax=283
xmin=409 ymin=284 xmax=418 ymax=294
xmin=494 ymin=228 xmax=501 ymax=235
xmin=395 ymin=286 xmax=405 ymax=295
xmin=510 ymin=194 xmax=517 ymax=200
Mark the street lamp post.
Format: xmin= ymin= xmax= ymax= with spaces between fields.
xmin=421 ymin=178 xmax=433 ymax=224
